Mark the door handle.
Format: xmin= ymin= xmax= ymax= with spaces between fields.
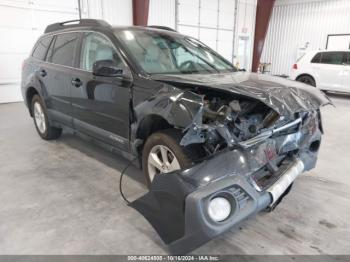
xmin=40 ymin=69 xmax=47 ymax=77
xmin=71 ymin=78 xmax=82 ymax=87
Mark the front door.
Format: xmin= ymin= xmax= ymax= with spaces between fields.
xmin=70 ymin=32 xmax=132 ymax=150
xmin=316 ymin=51 xmax=347 ymax=91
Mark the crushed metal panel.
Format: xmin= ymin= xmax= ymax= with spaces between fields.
xmin=150 ymin=72 xmax=332 ymax=116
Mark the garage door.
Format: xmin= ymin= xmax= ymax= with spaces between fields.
xmin=177 ymin=0 xmax=236 ymax=62
xmin=0 ymin=0 xmax=79 ymax=103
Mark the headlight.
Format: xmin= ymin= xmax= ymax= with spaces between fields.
xmin=207 ymin=197 xmax=231 ymax=222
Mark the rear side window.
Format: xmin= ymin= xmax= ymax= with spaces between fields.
xmin=46 ymin=33 xmax=79 ymax=67
xmin=313 ymin=52 xmax=346 ymax=65
xmin=321 ymin=52 xmax=345 ymax=65
xmin=32 ymin=36 xmax=52 ymax=60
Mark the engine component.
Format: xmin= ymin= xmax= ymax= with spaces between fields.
xmin=233 ymin=114 xmax=264 ymax=140
xmin=263 ymin=110 xmax=280 ymax=128
xmin=181 ymin=95 xmax=280 ymax=150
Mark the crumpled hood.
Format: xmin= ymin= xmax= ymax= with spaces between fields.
xmin=150 ymin=72 xmax=332 ymax=116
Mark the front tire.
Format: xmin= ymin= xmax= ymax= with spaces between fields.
xmin=31 ymin=95 xmax=62 ymax=140
xmin=142 ymin=129 xmax=203 ymax=186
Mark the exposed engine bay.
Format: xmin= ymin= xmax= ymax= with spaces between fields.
xmin=202 ymin=92 xmax=275 ymax=140
xmin=179 ymin=88 xmax=299 ymax=156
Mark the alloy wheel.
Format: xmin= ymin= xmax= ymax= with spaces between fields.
xmin=147 ymin=145 xmax=181 ymax=182
xmin=33 ymin=101 xmax=46 ymax=134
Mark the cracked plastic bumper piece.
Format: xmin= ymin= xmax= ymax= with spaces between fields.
xmin=267 ymin=159 xmax=304 ymax=206
xmin=130 ymin=154 xmax=307 ymax=254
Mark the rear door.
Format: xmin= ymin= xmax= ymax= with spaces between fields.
xmin=26 ymin=35 xmax=53 ymax=103
xmin=315 ymin=52 xmax=347 ymax=91
xmin=44 ymin=32 xmax=80 ymax=126
xmin=70 ymin=32 xmax=132 ymax=150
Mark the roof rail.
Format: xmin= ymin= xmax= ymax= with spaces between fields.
xmin=44 ymin=19 xmax=111 ymax=34
xmin=147 ymin=26 xmax=177 ymax=32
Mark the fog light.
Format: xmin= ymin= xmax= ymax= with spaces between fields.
xmin=208 ymin=197 xmax=231 ymax=222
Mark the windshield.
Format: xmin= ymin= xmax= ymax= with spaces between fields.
xmin=116 ymin=29 xmax=236 ymax=74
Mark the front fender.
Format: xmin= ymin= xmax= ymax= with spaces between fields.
xmin=135 ymin=87 xmax=203 ymax=128
xmin=130 ymin=85 xmax=204 ymax=151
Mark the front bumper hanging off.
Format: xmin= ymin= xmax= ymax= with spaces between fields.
xmin=130 ymin=151 xmax=308 ymax=254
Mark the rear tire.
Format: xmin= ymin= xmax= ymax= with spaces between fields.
xmin=297 ymin=75 xmax=316 ymax=87
xmin=142 ymin=129 xmax=204 ymax=187
xmin=31 ymin=95 xmax=62 ymax=140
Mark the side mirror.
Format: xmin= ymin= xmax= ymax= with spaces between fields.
xmin=92 ymin=60 xmax=123 ymax=77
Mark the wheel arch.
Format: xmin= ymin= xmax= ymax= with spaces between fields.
xmin=26 ymin=86 xmax=40 ymax=117
xmin=134 ymin=114 xmax=175 ymax=161
xmin=296 ymin=73 xmax=316 ymax=86
xmin=136 ymin=114 xmax=174 ymax=143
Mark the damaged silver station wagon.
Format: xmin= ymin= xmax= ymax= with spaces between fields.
xmin=22 ymin=20 xmax=331 ymax=253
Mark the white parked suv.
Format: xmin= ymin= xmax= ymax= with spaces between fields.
xmin=290 ymin=50 xmax=350 ymax=92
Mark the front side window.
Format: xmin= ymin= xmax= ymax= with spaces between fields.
xmin=46 ymin=33 xmax=79 ymax=67
xmin=319 ymin=52 xmax=346 ymax=65
xmin=32 ymin=36 xmax=53 ymax=60
xmin=116 ymin=29 xmax=235 ymax=74
xmin=80 ymin=32 xmax=125 ymax=71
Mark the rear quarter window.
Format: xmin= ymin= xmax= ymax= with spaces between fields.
xmin=311 ymin=53 xmax=321 ymax=63
xmin=32 ymin=36 xmax=53 ymax=60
